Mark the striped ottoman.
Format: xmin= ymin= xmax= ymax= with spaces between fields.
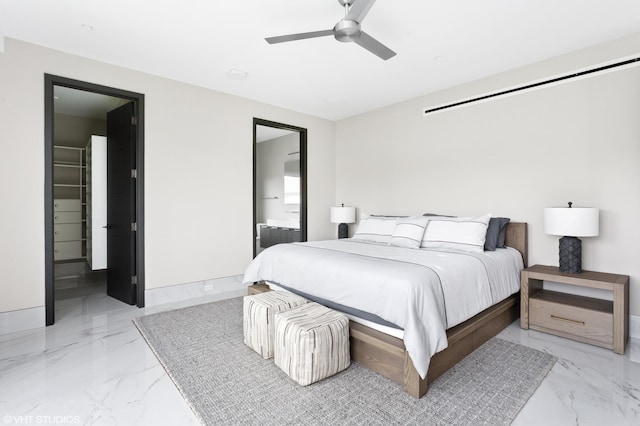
xmin=243 ymin=291 xmax=307 ymax=359
xmin=274 ymin=302 xmax=350 ymax=386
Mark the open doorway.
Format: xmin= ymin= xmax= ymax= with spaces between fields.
xmin=44 ymin=75 xmax=145 ymax=325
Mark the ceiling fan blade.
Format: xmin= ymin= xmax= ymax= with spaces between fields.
xmin=354 ymin=31 xmax=396 ymax=60
xmin=345 ymin=0 xmax=376 ymax=23
xmin=265 ymin=30 xmax=334 ymax=44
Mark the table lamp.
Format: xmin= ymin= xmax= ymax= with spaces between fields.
xmin=544 ymin=202 xmax=599 ymax=273
xmin=330 ymin=204 xmax=356 ymax=239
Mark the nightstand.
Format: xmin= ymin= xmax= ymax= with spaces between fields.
xmin=521 ymin=265 xmax=629 ymax=354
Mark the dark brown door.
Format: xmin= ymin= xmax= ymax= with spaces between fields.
xmin=106 ymin=102 xmax=137 ymax=304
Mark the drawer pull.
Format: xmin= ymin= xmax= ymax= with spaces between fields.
xmin=550 ymin=315 xmax=585 ymax=326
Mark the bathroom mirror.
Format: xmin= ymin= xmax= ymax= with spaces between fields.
xmin=253 ymin=118 xmax=307 ymax=257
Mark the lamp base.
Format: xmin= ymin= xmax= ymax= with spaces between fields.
xmin=338 ymin=223 xmax=349 ymax=239
xmin=559 ymin=236 xmax=582 ymax=273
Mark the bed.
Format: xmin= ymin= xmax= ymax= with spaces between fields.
xmin=243 ymin=217 xmax=528 ymax=398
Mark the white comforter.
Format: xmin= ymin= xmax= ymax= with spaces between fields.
xmin=242 ymin=239 xmax=523 ymax=379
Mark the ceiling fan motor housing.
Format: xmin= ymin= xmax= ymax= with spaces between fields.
xmin=334 ymin=20 xmax=361 ymax=42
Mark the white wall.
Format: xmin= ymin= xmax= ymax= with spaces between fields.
xmin=0 ymin=38 xmax=335 ymax=317
xmin=335 ymin=33 xmax=640 ymax=316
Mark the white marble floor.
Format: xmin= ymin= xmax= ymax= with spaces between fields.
xmin=503 ymin=322 xmax=640 ymax=425
xmin=1 ymin=284 xmax=639 ymax=426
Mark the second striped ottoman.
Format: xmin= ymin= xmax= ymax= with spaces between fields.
xmin=274 ymin=302 xmax=350 ymax=386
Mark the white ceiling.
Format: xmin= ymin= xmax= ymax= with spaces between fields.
xmin=2 ymin=0 xmax=640 ymax=121
xmin=53 ymin=86 xmax=126 ymax=119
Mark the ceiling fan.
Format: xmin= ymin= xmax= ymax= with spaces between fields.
xmin=265 ymin=0 xmax=396 ymax=61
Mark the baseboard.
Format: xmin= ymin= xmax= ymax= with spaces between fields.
xmin=630 ymin=314 xmax=640 ymax=340
xmin=0 ymin=276 xmax=248 ymax=336
xmin=145 ymin=275 xmax=248 ymax=307
xmin=0 ymin=306 xmax=45 ymax=336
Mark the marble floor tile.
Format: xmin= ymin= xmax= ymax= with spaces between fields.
xmin=0 ymin=278 xmax=249 ymax=426
xmin=1 ymin=284 xmax=639 ymax=425
xmin=501 ymin=323 xmax=640 ymax=426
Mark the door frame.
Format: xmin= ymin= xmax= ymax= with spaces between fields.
xmin=44 ymin=74 xmax=146 ymax=325
xmin=253 ymin=118 xmax=307 ymax=258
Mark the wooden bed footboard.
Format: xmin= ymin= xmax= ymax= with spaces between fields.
xmin=349 ymin=293 xmax=520 ymax=398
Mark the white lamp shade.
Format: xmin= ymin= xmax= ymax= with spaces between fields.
xmin=544 ymin=207 xmax=599 ymax=237
xmin=330 ymin=206 xmax=356 ymax=224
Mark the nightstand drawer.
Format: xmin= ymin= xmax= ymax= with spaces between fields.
xmin=530 ymin=296 xmax=613 ymax=346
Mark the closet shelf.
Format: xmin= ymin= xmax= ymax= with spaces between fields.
xmin=53 ymin=145 xmax=86 ymax=262
xmin=54 ymin=163 xmax=86 ymax=168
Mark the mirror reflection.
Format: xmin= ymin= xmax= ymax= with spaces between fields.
xmin=254 ymin=121 xmax=306 ymax=257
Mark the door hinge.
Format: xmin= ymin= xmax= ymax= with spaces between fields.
xmin=131 ymin=169 xmax=137 ymax=178
xmin=131 ymin=116 xmax=137 ymax=126
xmin=131 ymin=222 xmax=137 ymax=232
xmin=131 ymin=275 xmax=138 ymax=286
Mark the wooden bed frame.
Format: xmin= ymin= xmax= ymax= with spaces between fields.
xmin=249 ymin=222 xmax=528 ymax=399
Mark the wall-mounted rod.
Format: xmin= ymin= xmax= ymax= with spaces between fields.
xmin=260 ymin=196 xmax=279 ymax=200
xmin=424 ymin=56 xmax=640 ymax=115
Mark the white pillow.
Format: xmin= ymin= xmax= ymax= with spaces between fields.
xmin=420 ymin=214 xmax=491 ymax=253
xmin=352 ymin=217 xmax=398 ymax=244
xmin=390 ymin=216 xmax=430 ymax=249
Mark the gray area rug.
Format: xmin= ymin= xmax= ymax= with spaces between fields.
xmin=134 ymin=297 xmax=556 ymax=425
